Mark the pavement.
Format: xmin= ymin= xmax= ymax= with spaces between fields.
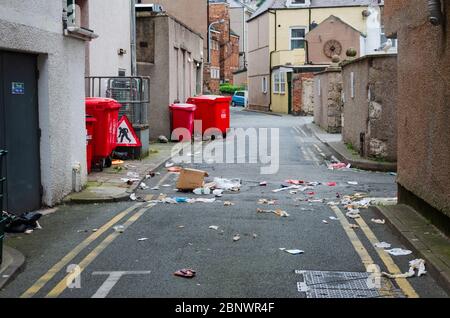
xmin=307 ymin=123 xmax=397 ymax=172
xmin=0 ymin=108 xmax=448 ymax=298
xmin=64 ymin=143 xmax=175 ymax=204
xmin=0 ymin=246 xmax=25 ymax=290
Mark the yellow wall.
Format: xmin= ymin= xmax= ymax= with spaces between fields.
xmin=271 ymin=72 xmax=289 ymax=114
xmin=269 ymin=6 xmax=368 ymax=114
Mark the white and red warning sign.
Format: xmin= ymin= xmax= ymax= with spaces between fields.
xmin=117 ymin=116 xmax=142 ymax=147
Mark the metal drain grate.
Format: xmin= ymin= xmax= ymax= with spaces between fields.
xmin=296 ymin=270 xmax=404 ymax=298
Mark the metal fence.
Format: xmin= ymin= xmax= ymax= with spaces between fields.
xmin=85 ymin=76 xmax=150 ymax=127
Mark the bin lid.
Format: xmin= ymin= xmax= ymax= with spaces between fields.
xmin=169 ymin=103 xmax=197 ymax=111
xmin=187 ymin=95 xmax=232 ymax=102
xmin=86 ymin=97 xmax=121 ymax=109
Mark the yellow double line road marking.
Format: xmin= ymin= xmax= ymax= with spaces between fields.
xmin=330 ymin=205 xmax=419 ymax=298
xmin=21 ymin=202 xmax=143 ymax=298
xmin=46 ymin=204 xmax=155 ymax=298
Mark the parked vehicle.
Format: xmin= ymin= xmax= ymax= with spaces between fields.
xmin=231 ymin=90 xmax=248 ymax=107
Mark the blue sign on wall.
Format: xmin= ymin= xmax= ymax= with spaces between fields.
xmin=11 ymin=82 xmax=25 ymax=95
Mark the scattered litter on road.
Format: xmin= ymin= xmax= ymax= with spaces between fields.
xmin=214 ymin=178 xmax=241 ymax=191
xmin=322 ymin=220 xmax=329 ymax=224
xmin=348 ymin=181 xmax=359 ymax=185
xmin=224 ymin=201 xmax=235 ymax=206
xmin=374 ymin=242 xmax=392 ymax=249
xmin=382 ymin=259 xmax=426 ymax=279
xmin=213 ymin=189 xmax=223 ymax=197
xmin=257 ymin=208 xmax=290 ymax=217
xmin=92 ymin=228 xmax=98 ymax=232
xmin=139 ymin=182 xmax=149 ymax=190
xmin=177 ymin=169 xmax=209 ymax=191
xmin=151 ymin=186 xmax=160 ymax=191
xmin=285 ymin=180 xmax=304 ymax=185
xmin=326 ymin=182 xmax=337 ymax=187
xmin=138 ymin=238 xmax=149 ymax=242
xmin=328 ymin=162 xmax=351 ymax=170
xmin=159 ymin=135 xmax=169 ymax=143
xmin=121 ymin=178 xmax=140 ymax=184
xmin=258 ymin=199 xmax=276 ymax=205
xmin=162 ymin=184 xmax=172 ymax=188
xmin=130 ymin=193 xmax=137 ymax=201
xmin=194 ymin=198 xmax=216 ymax=203
xmin=209 ymin=226 xmax=219 ymax=230
xmin=371 ymin=219 xmax=386 ymax=224
xmin=25 ymin=229 xmax=34 ymax=235
xmin=113 ymin=225 xmax=125 ymax=233
xmin=253 ymin=233 xmax=258 ymax=239
xmin=233 ymin=234 xmax=241 ymax=242
xmin=329 ymin=216 xmax=339 ymax=221
xmin=178 ymin=225 xmax=185 ymax=229
xmin=280 ymin=249 xmax=304 ymax=255
xmin=346 ymin=209 xmax=361 ymax=219
xmin=272 ymin=185 xmax=298 ymax=193
xmin=174 ymin=269 xmax=196 ymax=278
xmin=259 ymin=181 xmax=267 ymax=186
xmin=386 ymin=248 xmax=413 ymax=256
xmin=167 ymin=166 xmax=182 ymax=173
xmin=349 ymin=224 xmax=360 ymax=229
xmin=127 ymin=172 xmax=140 ymax=179
xmin=193 ymin=187 xmax=211 ymax=195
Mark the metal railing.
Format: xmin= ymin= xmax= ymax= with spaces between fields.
xmin=85 ymin=76 xmax=150 ymax=127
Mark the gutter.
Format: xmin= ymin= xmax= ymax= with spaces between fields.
xmin=268 ymin=9 xmax=277 ymax=112
xmin=428 ymin=0 xmax=443 ymax=25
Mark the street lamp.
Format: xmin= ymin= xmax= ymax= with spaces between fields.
xmin=208 ymin=19 xmax=225 ymax=63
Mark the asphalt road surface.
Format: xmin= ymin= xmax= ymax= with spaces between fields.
xmin=1 ymin=108 xmax=448 ymax=298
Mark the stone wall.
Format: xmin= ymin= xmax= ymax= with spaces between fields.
xmin=313 ymin=68 xmax=343 ymax=133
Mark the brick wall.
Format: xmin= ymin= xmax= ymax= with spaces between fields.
xmin=207 ymin=2 xmax=240 ymax=86
xmin=292 ymin=72 xmax=315 ymax=115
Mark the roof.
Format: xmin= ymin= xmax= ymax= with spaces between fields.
xmin=248 ymin=0 xmax=375 ymax=22
xmin=306 ymin=14 xmax=366 ymax=37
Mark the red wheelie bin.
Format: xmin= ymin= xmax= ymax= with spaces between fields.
xmin=85 ymin=98 xmax=121 ymax=170
xmin=169 ymin=103 xmax=197 ymax=142
xmin=186 ymin=95 xmax=231 ymax=138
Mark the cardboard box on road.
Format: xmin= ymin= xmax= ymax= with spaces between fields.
xmin=176 ymin=168 xmax=209 ymax=191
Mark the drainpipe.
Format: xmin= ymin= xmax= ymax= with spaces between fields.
xmin=130 ymin=0 xmax=137 ymax=76
xmin=268 ymin=9 xmax=277 ymax=112
xmin=428 ymin=0 xmax=443 ymax=26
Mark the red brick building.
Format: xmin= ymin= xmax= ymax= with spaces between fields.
xmin=206 ymin=0 xmax=240 ymax=93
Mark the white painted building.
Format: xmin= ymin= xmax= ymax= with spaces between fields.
xmin=0 ymin=0 xmax=95 ymax=213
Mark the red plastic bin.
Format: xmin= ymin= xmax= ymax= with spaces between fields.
xmin=85 ymin=116 xmax=96 ymax=174
xmin=169 ymin=103 xmax=196 ymax=141
xmin=186 ymin=95 xmax=231 ymax=137
xmin=85 ymin=98 xmax=121 ymax=165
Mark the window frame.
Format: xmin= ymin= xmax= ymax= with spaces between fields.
xmin=289 ymin=26 xmax=307 ymax=50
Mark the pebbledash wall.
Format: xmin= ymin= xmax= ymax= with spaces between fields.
xmin=384 ymin=0 xmax=450 ymax=224
xmin=0 ymin=1 xmax=87 ymax=207
xmin=341 ymin=54 xmax=398 ymax=162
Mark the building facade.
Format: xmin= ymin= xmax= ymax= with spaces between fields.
xmin=0 ymin=0 xmax=93 ymax=213
xmin=247 ymin=0 xmax=386 ymax=114
xmin=384 ymin=0 xmax=450 ymax=230
xmin=136 ymin=11 xmax=204 ymax=140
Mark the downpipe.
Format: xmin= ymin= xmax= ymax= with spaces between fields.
xmin=428 ymin=0 xmax=443 ymax=26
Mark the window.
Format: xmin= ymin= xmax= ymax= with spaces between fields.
xmin=262 ymin=76 xmax=268 ymax=94
xmin=236 ymin=92 xmax=245 ymax=97
xmin=287 ymin=0 xmax=310 ymax=7
xmin=290 ymin=27 xmax=306 ymax=50
xmin=210 ymin=67 xmax=220 ymax=80
xmin=273 ymin=71 xmax=286 ymax=94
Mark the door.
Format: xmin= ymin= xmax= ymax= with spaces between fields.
xmin=0 ymin=51 xmax=41 ymax=215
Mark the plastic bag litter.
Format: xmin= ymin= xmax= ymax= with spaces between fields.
xmin=213 ymin=189 xmax=224 ymax=197
xmin=194 ymin=198 xmax=216 ymax=203
xmin=138 ymin=238 xmax=149 ymax=242
xmin=127 ymin=172 xmax=140 ymax=179
xmin=113 ymin=225 xmax=125 ymax=233
xmin=386 ymin=248 xmax=412 ymax=256
xmin=382 ymin=259 xmax=426 ymax=279
xmin=348 ymin=181 xmax=359 ymax=185
xmin=130 ymin=193 xmax=137 ymax=201
xmin=224 ymin=201 xmax=235 ymax=206
xmin=280 ymin=248 xmax=304 ymax=255
xmin=233 ymin=234 xmax=241 ymax=242
xmin=374 ymin=242 xmax=392 ymax=249
xmin=193 ymin=187 xmax=211 ymax=195
xmin=209 ymin=225 xmax=219 ymax=230
xmin=257 ymin=208 xmax=289 ymax=217
xmin=214 ymin=178 xmax=241 ymax=191
xmin=140 ymin=182 xmax=149 ymax=190
xmin=371 ymin=218 xmax=386 ymax=224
